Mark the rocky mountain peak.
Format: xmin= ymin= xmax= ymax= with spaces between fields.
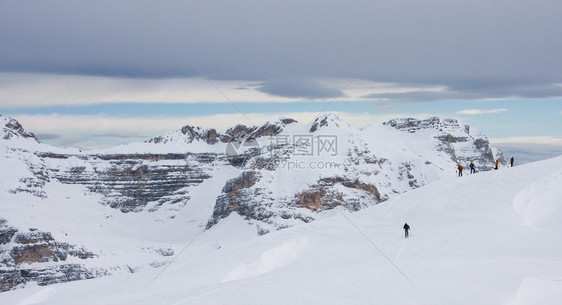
xmin=147 ymin=117 xmax=300 ymax=146
xmin=146 ymin=124 xmax=218 ymax=145
xmin=309 ymin=113 xmax=352 ymax=132
xmin=0 ymin=115 xmax=39 ymax=142
xmin=279 ymin=117 xmax=298 ymax=125
xmin=382 ymin=117 xmax=505 ymax=169
xmin=221 ymin=124 xmax=256 ymax=143
xmin=252 ymin=117 xmax=298 ymax=138
xmin=383 ymin=117 xmax=466 ymax=133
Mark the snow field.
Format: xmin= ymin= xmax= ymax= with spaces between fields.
xmin=1 ymin=156 xmax=560 ymax=304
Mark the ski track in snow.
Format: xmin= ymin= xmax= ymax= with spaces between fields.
xmin=396 ymin=239 xmax=407 ymax=262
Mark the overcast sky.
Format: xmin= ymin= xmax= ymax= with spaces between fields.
xmin=0 ymin=0 xmax=561 ymax=161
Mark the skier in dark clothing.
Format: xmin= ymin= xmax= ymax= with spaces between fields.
xmin=457 ymin=164 xmax=463 ymax=177
xmin=469 ymin=162 xmax=475 ymax=174
xmin=511 ymin=157 xmax=514 ymax=167
xmin=403 ymin=223 xmax=410 ymax=239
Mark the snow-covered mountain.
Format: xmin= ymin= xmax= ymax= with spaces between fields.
xmin=1 ymin=123 xmax=560 ymax=304
xmin=0 ymin=113 xmax=507 ymax=292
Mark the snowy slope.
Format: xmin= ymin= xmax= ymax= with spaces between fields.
xmin=204 ymin=114 xmax=505 ymax=233
xmin=1 ymin=155 xmax=560 ymax=305
xmin=1 ymin=113 xmax=509 ymax=292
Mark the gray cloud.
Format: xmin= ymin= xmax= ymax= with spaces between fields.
xmin=37 ymin=133 xmax=92 ymax=148
xmin=496 ymin=143 xmax=562 ymax=165
xmin=35 ymin=133 xmax=61 ymax=140
xmin=93 ymin=132 xmax=144 ymax=139
xmin=448 ymin=82 xmax=562 ymax=100
xmin=1 ymin=1 xmax=561 ymax=100
xmin=363 ymin=83 xmax=562 ymax=102
xmin=55 ymin=136 xmax=89 ymax=148
xmin=363 ymin=90 xmax=468 ymax=102
xmin=257 ymin=80 xmax=343 ymax=99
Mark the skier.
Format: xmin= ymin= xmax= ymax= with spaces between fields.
xmin=403 ymin=223 xmax=410 ymax=239
xmin=469 ymin=162 xmax=475 ymax=174
xmin=510 ymin=156 xmax=514 ymax=167
xmin=495 ymin=160 xmax=499 ymax=170
xmin=457 ymin=164 xmax=463 ymax=177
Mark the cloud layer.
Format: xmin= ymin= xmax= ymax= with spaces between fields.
xmin=1 ymin=1 xmax=561 ymax=101
xmin=456 ymin=108 xmax=508 ymax=115
xmin=2 ymin=1 xmax=560 ymax=159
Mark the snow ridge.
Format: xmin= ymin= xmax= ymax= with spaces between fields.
xmin=0 ymin=115 xmax=38 ymax=143
xmin=0 ymin=113 xmax=511 ymax=292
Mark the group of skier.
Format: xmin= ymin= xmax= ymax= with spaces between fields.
xmin=456 ymin=162 xmax=475 ymax=176
xmin=457 ymin=162 xmax=476 ymax=176
xmin=457 ymin=156 xmax=514 ymax=177
xmin=406 ymin=156 xmax=516 ymax=239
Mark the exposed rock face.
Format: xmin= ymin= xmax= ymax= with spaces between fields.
xmin=207 ymin=173 xmax=384 ymax=234
xmin=384 ymin=116 xmax=444 ymax=132
xmin=147 ymin=118 xmax=296 ymax=145
xmin=147 ymin=125 xmax=219 ymax=144
xmin=207 ymin=171 xmax=261 ymax=228
xmin=253 ymin=118 xmax=297 ymax=138
xmin=293 ymin=177 xmax=382 ymax=212
xmin=9 ymin=162 xmax=49 ymax=199
xmin=397 ymin=162 xmax=419 ymax=188
xmin=222 ymin=171 xmax=260 ymax=193
xmin=0 ymin=264 xmax=105 ymax=293
xmin=295 ymin=188 xmax=327 ymax=211
xmin=1 ymin=115 xmax=38 ymax=141
xmin=321 ymin=177 xmax=382 ymax=202
xmin=309 ymin=113 xmax=351 ymax=132
xmin=45 ymin=153 xmax=219 ymax=212
xmin=200 ymin=116 xmax=505 ymax=234
xmin=8 ymin=232 xmax=95 ymax=266
xmin=0 ymin=220 xmax=17 ymax=247
xmin=384 ymin=117 xmax=506 ymax=170
xmin=221 ymin=124 xmax=256 ymax=143
xmin=204 ymin=129 xmax=219 ymax=144
xmin=0 ymin=219 xmax=97 ymax=292
xmin=1 ymin=224 xmax=95 ymax=267
xmin=280 ymin=118 xmax=298 ymax=125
